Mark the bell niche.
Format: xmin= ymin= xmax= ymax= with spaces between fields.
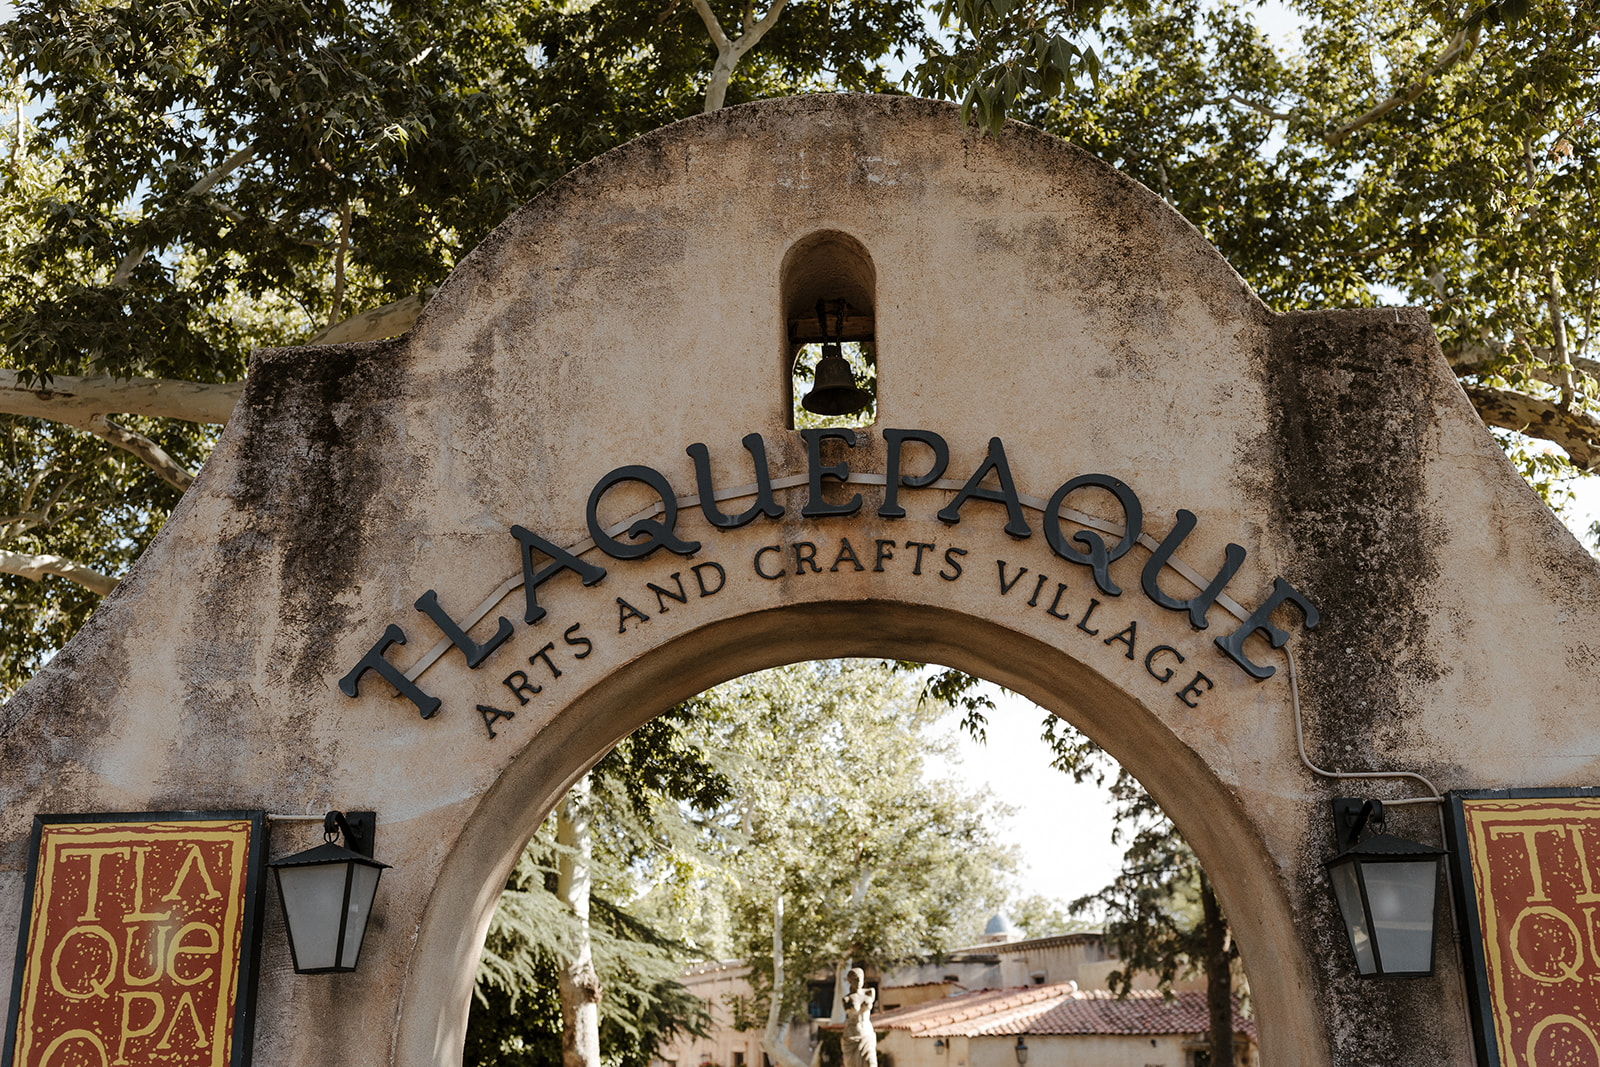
xmin=781 ymin=230 xmax=878 ymax=427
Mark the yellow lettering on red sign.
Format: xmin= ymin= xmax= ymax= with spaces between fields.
xmin=8 ymin=820 xmax=255 ymax=1067
xmin=1464 ymin=798 xmax=1600 ymax=1065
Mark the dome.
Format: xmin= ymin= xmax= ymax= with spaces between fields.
xmin=982 ymin=914 xmax=1019 ymax=943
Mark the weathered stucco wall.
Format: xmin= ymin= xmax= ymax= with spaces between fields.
xmin=5 ymin=94 xmax=1600 ymax=1066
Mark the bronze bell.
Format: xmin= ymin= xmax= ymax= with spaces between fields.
xmin=802 ymin=343 xmax=874 ymax=416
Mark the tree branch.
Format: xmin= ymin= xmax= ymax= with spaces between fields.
xmin=0 ymin=548 xmax=119 ymax=596
xmin=690 ymin=0 xmax=733 ymax=51
xmin=0 ymin=290 xmax=427 ymax=486
xmin=1442 ymin=341 xmax=1600 ymax=387
xmin=111 ymin=142 xmax=260 ymax=287
xmin=85 ymin=414 xmax=194 ymax=491
xmin=1463 ymin=384 xmax=1600 ymax=472
xmin=329 ymin=198 xmax=352 ymax=328
xmin=307 ymin=289 xmax=432 ymax=345
xmin=0 ymin=371 xmax=231 ymax=488
xmin=0 ymin=468 xmax=88 ymax=542
xmin=1324 ymin=24 xmax=1479 ymax=146
xmin=9 ymin=71 xmax=23 ymax=171
xmin=694 ymin=0 xmax=789 ymax=111
xmin=731 ymin=0 xmax=788 ymax=60
xmin=0 ymin=370 xmax=243 ymax=425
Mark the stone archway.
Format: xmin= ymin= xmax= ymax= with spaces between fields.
xmin=7 ymin=94 xmax=1599 ymax=1067
xmin=401 ymin=603 xmax=1323 ymax=1066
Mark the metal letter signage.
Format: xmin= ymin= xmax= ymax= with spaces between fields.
xmin=1447 ymin=789 xmax=1600 ymax=1067
xmin=340 ymin=428 xmax=1324 ymax=721
xmin=3 ymin=812 xmax=267 ymax=1067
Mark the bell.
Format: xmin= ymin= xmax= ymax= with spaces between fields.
xmin=802 ymin=343 xmax=874 ymax=416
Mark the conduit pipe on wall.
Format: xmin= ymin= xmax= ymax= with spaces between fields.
xmin=1284 ymin=645 xmax=1471 ymax=1014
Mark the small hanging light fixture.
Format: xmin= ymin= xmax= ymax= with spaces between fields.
xmin=1013 ymin=1037 xmax=1029 ymax=1065
xmin=270 ymin=810 xmax=390 ymax=974
xmin=1324 ymin=798 xmax=1445 ymax=977
xmin=801 ymin=299 xmax=873 ymax=416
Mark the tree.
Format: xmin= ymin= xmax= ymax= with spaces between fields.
xmin=990 ymin=0 xmax=1600 ymax=501
xmin=675 ymin=661 xmax=1015 ymax=1067
xmin=1035 ymin=714 xmax=1240 ymax=1066
xmin=469 ymin=707 xmax=732 ymax=1067
xmin=1007 ymin=893 xmax=1094 ymax=939
xmin=469 ymin=662 xmax=1014 ymax=1067
xmin=471 ymin=840 xmax=716 ymax=1067
xmin=4 ymin=0 xmax=1597 ymax=699
xmin=912 ymin=0 xmax=1125 ymax=132
xmin=1069 ymin=775 xmax=1239 ymax=1067
xmin=0 ymin=0 xmax=932 ymax=698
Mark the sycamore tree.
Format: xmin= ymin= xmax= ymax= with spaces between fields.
xmin=682 ymin=661 xmax=1014 ymax=1067
xmin=3 ymin=0 xmax=1598 ymax=701
xmin=0 ymin=0 xmax=941 ymax=698
xmin=480 ymin=662 xmax=1014 ymax=1067
xmin=468 ymin=708 xmax=732 ymax=1067
xmin=1010 ymin=0 xmax=1600 ymax=505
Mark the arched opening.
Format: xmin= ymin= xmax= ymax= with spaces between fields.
xmin=395 ymin=602 xmax=1323 ymax=1067
xmin=781 ymin=231 xmax=878 ymax=428
xmin=464 ymin=659 xmax=1256 ymax=1067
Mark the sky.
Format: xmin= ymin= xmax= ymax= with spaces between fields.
xmin=928 ymin=684 xmax=1126 ymax=919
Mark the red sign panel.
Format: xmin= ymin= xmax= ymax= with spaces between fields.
xmin=3 ymin=813 xmax=266 ymax=1067
xmin=1450 ymin=791 xmax=1600 ymax=1067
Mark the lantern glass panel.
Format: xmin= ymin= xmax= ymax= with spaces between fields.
xmin=339 ymin=862 xmax=384 ymax=969
xmin=277 ymin=862 xmax=352 ymax=972
xmin=1363 ymin=859 xmax=1437 ymax=974
xmin=1329 ymin=860 xmax=1376 ymax=975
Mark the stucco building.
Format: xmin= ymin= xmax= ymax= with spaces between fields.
xmin=866 ymin=983 xmax=1254 ymax=1067
xmin=653 ymin=927 xmax=1236 ymax=1067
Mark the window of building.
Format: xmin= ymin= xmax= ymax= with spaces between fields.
xmin=808 ymin=980 xmax=835 ymax=1019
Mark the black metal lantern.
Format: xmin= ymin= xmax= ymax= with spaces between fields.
xmin=270 ymin=811 xmax=389 ymax=974
xmin=1013 ymin=1037 xmax=1028 ymax=1065
xmin=1324 ymin=798 xmax=1445 ymax=977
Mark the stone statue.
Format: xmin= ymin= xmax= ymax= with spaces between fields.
xmin=841 ymin=967 xmax=878 ymax=1067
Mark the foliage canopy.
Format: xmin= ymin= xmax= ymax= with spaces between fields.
xmin=1 ymin=0 xmax=1596 ymax=695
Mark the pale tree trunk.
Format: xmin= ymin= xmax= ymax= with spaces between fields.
xmin=1200 ymin=873 xmax=1234 ymax=1067
xmin=328 ymin=199 xmax=352 ymax=329
xmin=558 ymin=775 xmax=603 ymax=1067
xmin=689 ymin=0 xmax=791 ymax=112
xmin=761 ymin=890 xmax=815 ymax=1067
xmin=0 ymin=290 xmax=431 ymax=492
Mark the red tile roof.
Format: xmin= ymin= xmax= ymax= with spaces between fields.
xmin=863 ymin=983 xmax=1255 ymax=1039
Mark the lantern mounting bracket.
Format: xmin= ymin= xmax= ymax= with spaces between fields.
xmin=1333 ymin=797 xmax=1382 ymax=852
xmin=326 ymin=810 xmax=376 ymax=858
